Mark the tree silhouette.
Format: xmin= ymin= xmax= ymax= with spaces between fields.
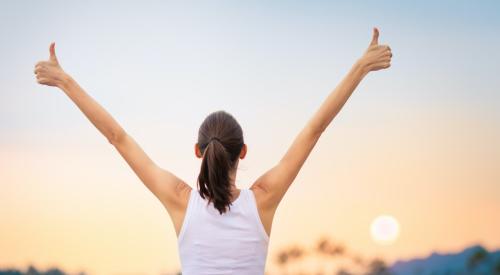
xmin=275 ymin=245 xmax=306 ymax=274
xmin=0 ymin=265 xmax=85 ymax=275
xmin=336 ymin=268 xmax=353 ymax=275
xmin=316 ymin=237 xmax=346 ymax=257
xmin=364 ymin=259 xmax=392 ymax=275
xmin=273 ymin=236 xmax=389 ymax=275
xmin=494 ymin=258 xmax=500 ymax=275
xmin=467 ymin=246 xmax=489 ymax=271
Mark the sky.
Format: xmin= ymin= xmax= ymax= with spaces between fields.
xmin=1 ymin=0 xmax=500 ymax=274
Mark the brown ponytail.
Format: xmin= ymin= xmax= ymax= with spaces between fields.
xmin=197 ymin=110 xmax=244 ymax=215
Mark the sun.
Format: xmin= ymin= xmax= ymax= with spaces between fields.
xmin=370 ymin=215 xmax=400 ymax=245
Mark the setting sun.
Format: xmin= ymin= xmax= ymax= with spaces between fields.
xmin=370 ymin=215 xmax=400 ymax=245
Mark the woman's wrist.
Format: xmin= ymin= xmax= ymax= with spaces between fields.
xmin=353 ymin=59 xmax=370 ymax=79
xmin=57 ymin=72 xmax=74 ymax=91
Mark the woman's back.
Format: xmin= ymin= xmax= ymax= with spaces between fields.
xmin=178 ymin=188 xmax=270 ymax=275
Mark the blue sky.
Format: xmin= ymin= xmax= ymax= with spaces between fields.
xmin=2 ymin=0 xmax=499 ymax=140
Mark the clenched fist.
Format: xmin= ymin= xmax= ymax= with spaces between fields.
xmin=359 ymin=28 xmax=392 ymax=72
xmin=34 ymin=42 xmax=69 ymax=88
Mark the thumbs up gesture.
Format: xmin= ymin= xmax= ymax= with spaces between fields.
xmin=34 ymin=42 xmax=69 ymax=87
xmin=359 ymin=28 xmax=392 ymax=72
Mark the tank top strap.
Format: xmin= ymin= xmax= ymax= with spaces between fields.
xmin=177 ymin=188 xmax=198 ymax=243
xmin=244 ymin=188 xmax=270 ymax=242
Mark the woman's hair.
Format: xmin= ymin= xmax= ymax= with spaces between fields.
xmin=197 ymin=110 xmax=245 ymax=215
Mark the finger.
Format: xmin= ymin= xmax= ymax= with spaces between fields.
xmin=373 ymin=61 xmax=391 ymax=70
xmin=49 ymin=42 xmax=58 ymax=62
xmin=370 ymin=27 xmax=379 ymax=46
xmin=37 ymin=78 xmax=49 ymax=84
xmin=378 ymin=44 xmax=390 ymax=51
xmin=34 ymin=67 xmax=45 ymax=75
xmin=382 ymin=56 xmax=391 ymax=63
xmin=36 ymin=61 xmax=49 ymax=68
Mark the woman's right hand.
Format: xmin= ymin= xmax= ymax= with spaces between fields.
xmin=358 ymin=27 xmax=393 ymax=73
xmin=34 ymin=42 xmax=69 ymax=88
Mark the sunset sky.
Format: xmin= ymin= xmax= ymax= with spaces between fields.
xmin=1 ymin=1 xmax=499 ymax=274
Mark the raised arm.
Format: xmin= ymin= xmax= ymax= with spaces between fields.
xmin=252 ymin=28 xmax=392 ymax=211
xmin=33 ymin=43 xmax=191 ymax=217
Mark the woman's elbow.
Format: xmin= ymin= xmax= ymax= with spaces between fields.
xmin=108 ymin=128 xmax=127 ymax=145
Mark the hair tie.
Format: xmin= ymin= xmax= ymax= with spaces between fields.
xmin=209 ymin=137 xmax=222 ymax=143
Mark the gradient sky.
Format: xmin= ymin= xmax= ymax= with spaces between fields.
xmin=1 ymin=1 xmax=499 ymax=274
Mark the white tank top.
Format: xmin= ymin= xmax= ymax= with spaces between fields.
xmin=177 ymin=187 xmax=270 ymax=275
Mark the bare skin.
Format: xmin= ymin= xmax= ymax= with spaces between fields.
xmin=34 ymin=27 xmax=392 ymax=239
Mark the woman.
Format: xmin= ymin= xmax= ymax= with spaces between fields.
xmin=34 ymin=27 xmax=392 ymax=274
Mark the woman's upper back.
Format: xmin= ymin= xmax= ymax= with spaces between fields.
xmin=177 ymin=188 xmax=270 ymax=275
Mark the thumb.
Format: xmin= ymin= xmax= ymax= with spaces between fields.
xmin=370 ymin=27 xmax=379 ymax=46
xmin=49 ymin=42 xmax=58 ymax=62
